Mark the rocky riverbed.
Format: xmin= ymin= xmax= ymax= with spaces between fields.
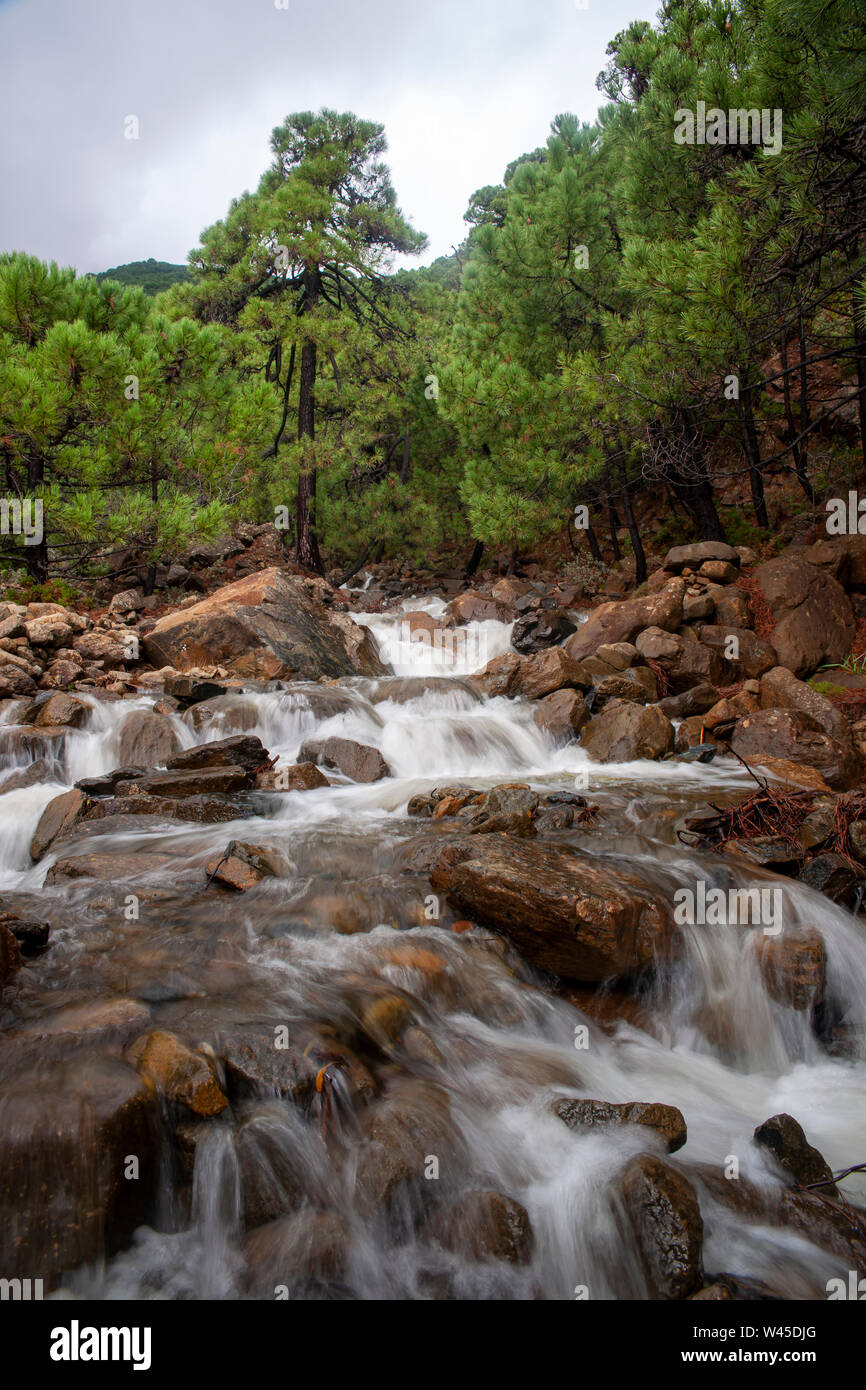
xmin=2 ymin=540 xmax=866 ymax=1300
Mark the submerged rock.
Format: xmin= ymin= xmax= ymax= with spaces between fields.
xmin=618 ymin=1154 xmax=704 ymax=1300
xmin=431 ymin=837 xmax=675 ymax=981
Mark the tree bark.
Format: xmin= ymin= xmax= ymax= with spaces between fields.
xmin=738 ymin=381 xmax=769 ymax=529
xmin=618 ymin=459 xmax=647 ymax=585
xmin=295 ymin=266 xmax=324 ymax=575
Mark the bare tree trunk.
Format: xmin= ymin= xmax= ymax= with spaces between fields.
xmin=295 ymin=266 xmax=324 ymax=575
xmin=738 ymin=380 xmax=769 ymax=529
xmin=618 ymin=459 xmax=647 ymax=585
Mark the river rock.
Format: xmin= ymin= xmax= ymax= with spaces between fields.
xmin=658 ymin=684 xmax=720 ymax=720
xmin=355 ymin=1078 xmax=459 ymax=1221
xmin=0 ymin=923 xmax=22 ymax=988
xmin=298 ymin=736 xmax=390 ymax=783
xmin=618 ymin=1154 xmax=704 ymax=1299
xmin=753 ymin=1113 xmax=836 ymax=1192
xmin=580 ymin=704 xmax=674 ymax=763
xmin=422 ymin=1189 xmax=533 ymax=1265
xmin=444 ymin=592 xmax=516 ymax=625
xmin=118 ymin=766 xmax=256 ymax=798
xmin=730 ymin=709 xmax=861 ymax=789
xmin=756 ymin=929 xmax=826 ymax=1012
xmin=165 ymin=734 xmax=269 ymax=773
xmin=219 ymin=1029 xmax=316 ymax=1105
xmin=565 ymin=580 xmax=685 ymax=662
xmin=29 ymin=787 xmax=88 ymax=861
xmin=518 ymin=648 xmax=592 ymax=700
xmin=28 ymin=691 xmax=89 ymax=729
xmin=759 ymin=665 xmax=852 ymax=743
xmin=267 ymin=761 xmax=329 ymax=791
xmin=128 ymin=1029 xmax=227 ymax=1117
xmin=664 ymin=542 xmax=740 ymax=574
xmin=754 ymin=555 xmax=854 ymax=676
xmin=117 ymin=710 xmax=183 ymax=768
xmin=798 ymin=852 xmax=859 ymax=905
xmin=430 ymin=837 xmax=675 ymax=980
xmin=699 ymin=626 xmax=777 ymax=680
xmin=143 ymin=569 xmax=386 ymax=680
xmin=241 ymin=1208 xmax=351 ymax=1293
xmin=554 ymin=1098 xmax=687 ymax=1153
xmin=511 ymin=609 xmax=576 ymax=655
xmin=205 ymin=840 xmax=286 ymax=891
xmin=592 ymin=669 xmax=658 ymax=707
xmin=0 ymin=1055 xmax=160 ymax=1286
xmin=533 ymin=689 xmax=590 ymax=742
xmin=0 ymin=666 xmax=37 ymax=698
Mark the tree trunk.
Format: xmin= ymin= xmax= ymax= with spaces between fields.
xmin=618 ymin=459 xmax=647 ymax=585
xmin=24 ymin=455 xmax=48 ymax=583
xmin=666 ymin=410 xmax=727 ymax=542
xmin=738 ymin=381 xmax=769 ymax=529
xmin=465 ymin=539 xmax=485 ymax=578
xmin=780 ymin=324 xmax=814 ymax=501
xmin=295 ymin=266 xmax=324 ymax=575
xmin=853 ymin=290 xmax=866 ymax=471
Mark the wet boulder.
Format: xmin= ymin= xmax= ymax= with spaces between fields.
xmin=511 ymin=609 xmax=577 ymax=655
xmin=444 ymin=591 xmax=516 ymax=625
xmin=431 ymin=837 xmax=675 ymax=981
xmin=753 ymin=1113 xmax=837 ymax=1192
xmin=554 ymin=1098 xmax=687 ymax=1153
xmin=262 ymin=761 xmax=329 ymax=791
xmin=756 ymin=928 xmax=826 ymax=1012
xmin=143 ymin=568 xmax=386 ymax=680
xmin=0 ymin=1056 xmax=160 ymax=1287
xmin=579 ymin=704 xmax=675 ymax=763
xmin=165 ymin=734 xmax=269 ymax=774
xmin=533 ymin=689 xmax=590 ymax=743
xmin=218 ymin=1028 xmax=316 ymax=1106
xmin=298 ymin=736 xmax=390 ymax=783
xmin=205 ymin=840 xmax=288 ymax=891
xmin=730 ymin=709 xmax=861 ymax=790
xmin=0 ymin=922 xmax=22 ymax=988
xmin=128 ymin=1029 xmax=227 ymax=1117
xmin=422 ymin=1189 xmax=534 ymax=1265
xmin=355 ymin=1078 xmax=460 ymax=1223
xmin=618 ymin=1154 xmax=704 ymax=1300
xmin=117 ymin=710 xmax=183 ymax=768
xmin=241 ymin=1208 xmax=351 ymax=1295
xmin=30 ymin=787 xmax=89 ymax=861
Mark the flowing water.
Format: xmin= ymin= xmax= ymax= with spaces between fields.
xmin=1 ymin=599 xmax=865 ymax=1300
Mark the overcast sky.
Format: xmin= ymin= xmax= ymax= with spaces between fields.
xmin=0 ymin=0 xmax=660 ymax=274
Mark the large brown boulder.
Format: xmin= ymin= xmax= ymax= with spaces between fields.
xmin=555 ymin=1098 xmax=687 ymax=1153
xmin=468 ymin=649 xmax=591 ymax=701
xmin=117 ymin=710 xmax=182 ymax=768
xmin=579 ymin=704 xmax=675 ymax=763
xmin=143 ymin=569 xmax=385 ymax=680
xmin=729 ymin=709 xmax=861 ymax=789
xmin=754 ymin=555 xmax=854 ymax=677
xmin=759 ymin=665 xmax=851 ymax=743
xmin=430 ymin=837 xmax=675 ymax=981
xmin=698 ymin=626 xmax=777 ymax=680
xmin=565 ymin=580 xmax=685 ymax=663
xmin=533 ymin=689 xmax=590 ymax=742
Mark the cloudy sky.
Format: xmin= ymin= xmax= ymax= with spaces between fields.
xmin=0 ymin=0 xmax=659 ymax=274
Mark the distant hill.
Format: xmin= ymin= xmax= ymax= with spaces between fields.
xmin=94 ymin=258 xmax=192 ymax=295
